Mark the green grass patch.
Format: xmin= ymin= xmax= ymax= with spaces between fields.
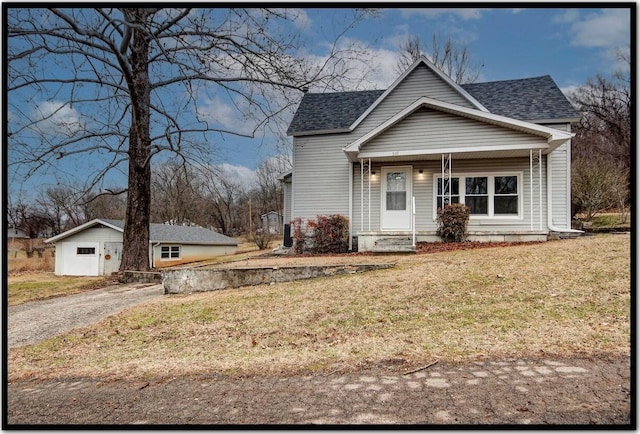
xmin=588 ymin=213 xmax=630 ymax=228
xmin=8 ymin=274 xmax=108 ymax=306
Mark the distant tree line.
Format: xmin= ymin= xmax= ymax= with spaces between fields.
xmin=568 ymin=47 xmax=630 ymax=223
xmin=7 ymin=155 xmax=290 ymax=242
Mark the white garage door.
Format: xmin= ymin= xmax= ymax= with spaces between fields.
xmin=62 ymin=242 xmax=100 ymax=276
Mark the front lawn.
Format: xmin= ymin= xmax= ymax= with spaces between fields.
xmin=9 ymin=233 xmax=630 ymax=381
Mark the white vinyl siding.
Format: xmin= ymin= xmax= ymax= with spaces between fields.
xmin=548 ymin=143 xmax=569 ymax=227
xmin=283 ymin=179 xmax=292 ymax=226
xmin=353 ymin=158 xmax=547 ymax=233
xmin=291 ymin=135 xmax=351 ymax=220
xmin=353 ymin=64 xmax=475 ymax=138
xmin=293 ymin=64 xmax=481 ymax=223
xmin=365 ymin=108 xmax=544 ymax=153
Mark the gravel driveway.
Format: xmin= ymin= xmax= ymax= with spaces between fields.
xmin=8 ymin=283 xmax=164 ymax=349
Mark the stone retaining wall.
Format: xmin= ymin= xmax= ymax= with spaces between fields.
xmin=162 ymin=264 xmax=394 ymax=294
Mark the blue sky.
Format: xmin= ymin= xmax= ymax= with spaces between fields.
xmin=7 ymin=6 xmax=632 ymax=203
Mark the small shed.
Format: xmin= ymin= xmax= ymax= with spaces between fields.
xmin=260 ymin=211 xmax=283 ymax=234
xmin=45 ymin=218 xmax=238 ymax=276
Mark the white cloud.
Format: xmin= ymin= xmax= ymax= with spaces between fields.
xmin=399 ymin=8 xmax=487 ymax=20
xmin=218 ymin=163 xmax=258 ymax=189
xmin=566 ymin=9 xmax=630 ymax=48
xmin=288 ymin=8 xmax=311 ymax=30
xmin=33 ymin=101 xmax=84 ymax=136
xmin=197 ymin=97 xmax=238 ymax=130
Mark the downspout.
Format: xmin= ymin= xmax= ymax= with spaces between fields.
xmin=348 ymin=162 xmax=353 ymax=251
xmin=151 ymin=242 xmax=160 ymax=269
xmin=546 ymin=151 xmax=583 ymax=234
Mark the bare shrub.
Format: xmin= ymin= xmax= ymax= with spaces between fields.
xmin=436 ymin=204 xmax=470 ymax=242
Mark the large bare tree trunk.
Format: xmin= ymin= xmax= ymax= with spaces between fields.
xmin=120 ymin=9 xmax=153 ymax=272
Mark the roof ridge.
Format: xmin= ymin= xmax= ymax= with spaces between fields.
xmin=463 ymin=75 xmax=552 ymax=86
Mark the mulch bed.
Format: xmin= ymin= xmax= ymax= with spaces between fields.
xmin=415 ymin=241 xmax=543 ymax=254
xmin=272 ymin=241 xmax=545 ymax=258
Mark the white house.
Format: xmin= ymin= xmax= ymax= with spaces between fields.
xmin=283 ymin=56 xmax=582 ymax=252
xmin=45 ymin=218 xmax=238 ymax=276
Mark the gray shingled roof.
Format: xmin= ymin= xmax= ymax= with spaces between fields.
xmin=101 ymin=219 xmax=237 ymax=245
xmin=287 ymin=90 xmax=384 ymax=135
xmin=287 ymin=75 xmax=580 ymax=135
xmin=461 ymin=75 xmax=580 ymax=121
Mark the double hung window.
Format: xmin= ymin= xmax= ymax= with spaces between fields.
xmin=434 ymin=173 xmax=521 ymax=218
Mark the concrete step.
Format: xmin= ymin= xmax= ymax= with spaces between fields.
xmin=371 ymin=237 xmax=416 ymax=253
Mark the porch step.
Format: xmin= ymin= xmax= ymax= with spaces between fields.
xmin=371 ymin=237 xmax=416 ymax=253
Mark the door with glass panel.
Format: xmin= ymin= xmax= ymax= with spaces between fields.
xmin=381 ymin=166 xmax=412 ymax=230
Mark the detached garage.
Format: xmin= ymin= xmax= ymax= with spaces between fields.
xmin=45 ymin=218 xmax=238 ymax=276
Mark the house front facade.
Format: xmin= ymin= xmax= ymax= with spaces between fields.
xmin=284 ymin=57 xmax=581 ymax=252
xmin=45 ymin=219 xmax=238 ymax=276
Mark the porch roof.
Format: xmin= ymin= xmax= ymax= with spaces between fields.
xmin=343 ymin=96 xmax=574 ymax=163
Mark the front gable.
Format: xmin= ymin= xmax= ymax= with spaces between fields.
xmin=344 ymin=96 xmax=573 ymax=162
xmin=349 ymin=57 xmax=486 ymax=136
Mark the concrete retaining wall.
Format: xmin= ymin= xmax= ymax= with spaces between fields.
xmin=162 ymin=264 xmax=394 ymax=294
xmin=121 ymin=270 xmax=163 ymax=284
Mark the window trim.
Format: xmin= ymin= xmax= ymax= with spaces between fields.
xmin=160 ymin=245 xmax=181 ymax=260
xmin=432 ymin=171 xmax=523 ymax=220
xmin=76 ymin=247 xmax=97 ymax=256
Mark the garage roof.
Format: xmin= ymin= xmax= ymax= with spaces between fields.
xmin=45 ymin=219 xmax=238 ymax=246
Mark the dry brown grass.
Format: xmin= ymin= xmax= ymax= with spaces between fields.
xmin=8 ymin=233 xmax=630 ymax=382
xmin=8 ymin=248 xmax=55 ymax=274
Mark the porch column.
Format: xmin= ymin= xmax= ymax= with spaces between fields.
xmin=530 ymin=149 xmax=543 ymax=231
xmin=441 ymin=153 xmax=452 ymax=205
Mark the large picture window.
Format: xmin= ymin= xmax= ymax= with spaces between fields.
xmin=434 ymin=173 xmax=521 ymax=218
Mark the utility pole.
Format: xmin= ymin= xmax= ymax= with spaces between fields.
xmin=248 ymin=197 xmax=252 ymax=235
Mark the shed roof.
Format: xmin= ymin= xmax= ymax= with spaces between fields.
xmin=46 ymin=219 xmax=238 ymax=246
xmin=287 ymin=75 xmax=580 ymax=135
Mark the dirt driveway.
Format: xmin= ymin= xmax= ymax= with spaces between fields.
xmin=8 ymin=282 xmax=164 ymax=349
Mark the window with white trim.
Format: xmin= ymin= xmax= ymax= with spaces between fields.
xmin=77 ymin=247 xmax=96 ymax=255
xmin=436 ymin=177 xmax=460 ymax=209
xmin=434 ymin=173 xmax=521 ymax=218
xmin=161 ymin=245 xmax=180 ymax=259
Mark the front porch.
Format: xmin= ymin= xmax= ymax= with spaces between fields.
xmin=356 ymin=230 xmax=549 ymax=253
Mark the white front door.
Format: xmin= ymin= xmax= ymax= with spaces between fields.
xmin=381 ymin=166 xmax=412 ymax=230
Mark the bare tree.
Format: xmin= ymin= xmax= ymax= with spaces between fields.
xmin=395 ymin=33 xmax=483 ymax=83
xmin=197 ymin=165 xmax=249 ymax=236
xmin=83 ymin=191 xmax=127 ymax=221
xmin=569 ymin=47 xmax=631 ymax=210
xmin=151 ymin=161 xmax=202 ymax=225
xmin=35 ymin=186 xmax=85 ymax=235
xmin=569 ymin=49 xmax=631 ymax=171
xmin=8 ymin=7 xmax=373 ymax=271
xmin=572 ymin=156 xmax=626 ymax=222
